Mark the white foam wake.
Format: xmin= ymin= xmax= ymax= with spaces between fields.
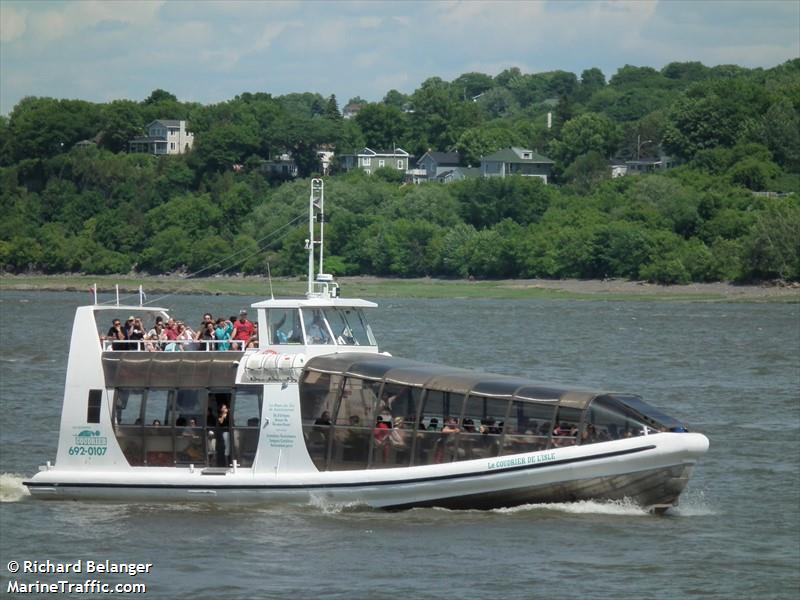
xmin=493 ymin=498 xmax=650 ymax=516
xmin=0 ymin=473 xmax=30 ymax=502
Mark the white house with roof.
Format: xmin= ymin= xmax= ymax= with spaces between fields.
xmin=339 ymin=147 xmax=411 ymax=174
xmin=129 ymin=120 xmax=194 ymax=155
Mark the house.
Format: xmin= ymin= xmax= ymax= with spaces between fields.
xmin=610 ymin=155 xmax=676 ymax=178
xmin=342 ymin=103 xmax=364 ymax=120
xmin=416 ymin=151 xmax=461 ymax=181
xmin=480 ymin=147 xmax=554 ymax=183
xmin=316 ymin=146 xmax=335 ymax=176
xmin=339 ymin=147 xmax=411 ymax=174
xmin=436 ymin=166 xmax=481 ymax=184
xmin=260 ymin=153 xmax=298 ymax=178
xmin=129 ymin=120 xmax=194 ymax=155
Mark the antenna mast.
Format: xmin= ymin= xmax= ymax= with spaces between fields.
xmin=306 ymin=178 xmax=338 ymax=298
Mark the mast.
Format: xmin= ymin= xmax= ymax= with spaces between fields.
xmin=306 ymin=178 xmax=338 ymax=299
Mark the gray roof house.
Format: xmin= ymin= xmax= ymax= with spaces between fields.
xmin=416 ymin=151 xmax=461 ymax=181
xmin=481 ymin=147 xmax=554 ymax=183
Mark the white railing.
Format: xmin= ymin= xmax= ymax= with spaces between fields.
xmin=102 ymin=338 xmax=255 ymax=352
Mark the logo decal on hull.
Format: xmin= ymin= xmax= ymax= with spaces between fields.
xmin=69 ymin=428 xmax=108 ymax=457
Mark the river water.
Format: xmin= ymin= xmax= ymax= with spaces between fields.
xmin=0 ymin=290 xmax=798 ymax=599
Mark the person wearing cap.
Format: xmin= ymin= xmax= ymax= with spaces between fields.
xmin=232 ymin=309 xmax=255 ymax=350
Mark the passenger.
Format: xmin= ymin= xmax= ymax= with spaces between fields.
xmin=462 ymin=418 xmax=477 ymax=433
xmin=373 ymin=415 xmax=391 ymax=462
xmin=106 ymin=318 xmax=127 ymax=351
xmin=306 ymin=312 xmax=330 ymax=344
xmin=314 ymin=411 xmax=332 ymax=427
xmin=197 ymin=322 xmax=216 ymax=351
xmin=434 ymin=417 xmax=460 ymax=463
xmin=144 ymin=332 xmax=161 ymax=352
xmin=428 ymin=418 xmax=439 ymax=432
xmin=232 ymin=310 xmax=255 ymax=351
xmin=164 ymin=318 xmax=179 ymax=342
xmin=188 ymin=418 xmax=198 ymax=427
xmin=147 ymin=320 xmax=167 ymax=350
xmin=247 ymin=322 xmax=259 ymax=349
xmin=152 ymin=419 xmax=161 ymax=426
xmin=176 ymin=321 xmax=196 ymax=350
xmin=214 ymin=404 xmax=231 ymax=467
xmin=128 ymin=318 xmax=145 ymax=351
xmin=389 ymin=416 xmax=408 ymax=463
xmin=176 ymin=416 xmax=187 ymax=426
xmin=214 ymin=318 xmax=233 ymax=351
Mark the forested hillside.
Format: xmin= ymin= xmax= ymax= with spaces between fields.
xmin=1 ymin=60 xmax=798 ymax=283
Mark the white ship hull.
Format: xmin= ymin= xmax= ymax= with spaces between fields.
xmin=27 ymin=433 xmax=707 ymax=510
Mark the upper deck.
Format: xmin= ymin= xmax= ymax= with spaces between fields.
xmin=92 ymin=300 xmax=379 ymax=357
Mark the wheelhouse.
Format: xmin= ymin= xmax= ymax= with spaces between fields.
xmin=299 ymin=353 xmax=689 ymax=471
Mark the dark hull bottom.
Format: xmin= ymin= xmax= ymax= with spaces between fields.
xmin=385 ymin=464 xmax=694 ymax=511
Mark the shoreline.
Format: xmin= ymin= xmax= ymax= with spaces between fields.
xmin=1 ymin=274 xmax=798 ymax=302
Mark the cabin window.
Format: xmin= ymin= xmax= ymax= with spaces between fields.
xmin=114 ymin=390 xmax=145 ymax=465
xmin=302 ymin=308 xmax=334 ymax=345
xmin=371 ymin=384 xmax=422 ymax=468
xmin=458 ymin=395 xmax=508 ymax=460
xmin=112 ymin=387 xmax=260 ymax=469
xmin=87 ymin=390 xmax=102 ymax=424
xmin=232 ymin=388 xmax=262 ymax=467
xmin=502 ymin=401 xmax=556 ymax=455
xmin=552 ymin=406 xmax=582 ymax=448
xmin=267 ymin=308 xmax=303 ymax=344
xmin=143 ymin=390 xmax=175 ymax=466
xmin=583 ymin=396 xmax=650 ymax=444
xmin=300 ymin=372 xmax=342 ymax=469
xmin=332 ymin=376 xmax=380 ymax=470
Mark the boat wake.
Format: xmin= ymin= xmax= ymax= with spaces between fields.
xmin=670 ymin=490 xmax=717 ymax=516
xmin=0 ymin=473 xmax=30 ymax=502
xmin=492 ymin=498 xmax=651 ymax=517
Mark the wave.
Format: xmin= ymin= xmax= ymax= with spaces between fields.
xmin=0 ymin=473 xmax=30 ymax=502
xmin=492 ymin=498 xmax=651 ymax=516
xmin=671 ymin=490 xmax=717 ymax=517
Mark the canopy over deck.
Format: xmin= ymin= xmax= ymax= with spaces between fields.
xmin=305 ymin=353 xmax=597 ymax=406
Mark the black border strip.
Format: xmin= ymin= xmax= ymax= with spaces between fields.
xmin=24 ymin=445 xmax=655 ymax=491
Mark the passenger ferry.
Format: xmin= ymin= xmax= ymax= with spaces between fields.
xmin=25 ymin=180 xmax=708 ymax=512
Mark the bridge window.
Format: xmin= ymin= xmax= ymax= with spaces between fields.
xmin=583 ymin=396 xmax=650 ymax=444
xmin=268 ymin=308 xmax=303 ymax=344
xmin=302 ymin=308 xmax=334 ymax=345
xmin=323 ymin=308 xmax=375 ymax=346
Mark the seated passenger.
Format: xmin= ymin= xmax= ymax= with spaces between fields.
xmin=246 ymin=323 xmax=259 ymax=349
xmin=388 ymin=416 xmax=408 ymax=463
xmin=197 ymin=322 xmax=216 ymax=351
xmin=105 ymin=318 xmax=128 ymax=351
xmin=144 ymin=333 xmax=161 ymax=352
xmin=128 ymin=318 xmax=145 ymax=350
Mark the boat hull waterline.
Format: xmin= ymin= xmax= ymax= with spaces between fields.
xmin=26 ymin=433 xmax=707 ymax=510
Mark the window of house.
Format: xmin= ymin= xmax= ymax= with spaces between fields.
xmin=378 ymin=159 xmax=385 ymax=168
xmin=362 ymin=157 xmax=371 ymax=166
xmin=397 ymin=160 xmax=404 ymax=169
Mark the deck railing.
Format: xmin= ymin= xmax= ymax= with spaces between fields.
xmin=102 ymin=338 xmax=253 ymax=352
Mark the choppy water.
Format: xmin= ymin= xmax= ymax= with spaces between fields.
xmin=1 ymin=290 xmax=798 ymax=599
